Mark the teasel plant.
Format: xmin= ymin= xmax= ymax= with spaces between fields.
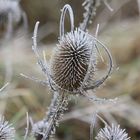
xmin=0 ymin=83 xmax=15 ymax=140
xmin=0 ymin=0 xmax=28 ymax=39
xmin=80 ymin=0 xmax=113 ymax=31
xmin=21 ymin=2 xmax=115 ymax=140
xmin=90 ymin=113 xmax=130 ymax=140
xmin=0 ymin=115 xmax=15 ymax=140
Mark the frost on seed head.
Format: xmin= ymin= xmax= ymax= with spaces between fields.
xmin=91 ymin=114 xmax=131 ymax=140
xmin=51 ymin=28 xmax=96 ymax=93
xmin=0 ymin=0 xmax=28 ymax=39
xmin=0 ymin=0 xmax=21 ymax=23
xmin=50 ymin=4 xmax=97 ymax=94
xmin=95 ymin=124 xmax=130 ymax=140
xmin=31 ymin=4 xmax=113 ymax=97
xmin=0 ymin=115 xmax=15 ymax=140
xmin=50 ymin=4 xmax=113 ymax=94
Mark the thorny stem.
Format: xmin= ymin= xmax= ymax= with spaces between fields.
xmin=44 ymin=93 xmax=68 ymax=140
xmin=32 ymin=22 xmax=69 ymax=140
xmin=32 ymin=2 xmax=114 ymax=139
xmin=32 ymin=21 xmax=54 ymax=90
xmin=80 ymin=0 xmax=113 ymax=31
xmin=90 ymin=112 xmax=97 ymax=140
xmin=80 ymin=0 xmax=96 ymax=31
xmin=33 ymin=92 xmax=69 ymax=140
xmin=45 ymin=92 xmax=59 ymax=121
xmin=32 ymin=22 xmax=68 ymax=140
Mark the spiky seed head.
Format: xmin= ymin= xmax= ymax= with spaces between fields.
xmin=30 ymin=4 xmax=112 ymax=94
xmin=32 ymin=120 xmax=49 ymax=139
xmin=0 ymin=0 xmax=21 ymax=23
xmin=50 ymin=28 xmax=96 ymax=93
xmin=95 ymin=124 xmax=130 ymax=140
xmin=0 ymin=115 xmax=15 ymax=140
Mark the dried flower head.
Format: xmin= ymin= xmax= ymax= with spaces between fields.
xmin=50 ymin=4 xmax=113 ymax=94
xmin=28 ymin=4 xmax=114 ymax=140
xmin=32 ymin=120 xmax=49 ymax=140
xmin=51 ymin=28 xmax=96 ymax=93
xmin=0 ymin=0 xmax=21 ymax=23
xmin=95 ymin=124 xmax=130 ymax=140
xmin=0 ymin=0 xmax=28 ymax=38
xmin=0 ymin=115 xmax=15 ymax=140
xmin=31 ymin=4 xmax=113 ymax=99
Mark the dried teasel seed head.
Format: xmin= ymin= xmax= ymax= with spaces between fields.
xmin=32 ymin=120 xmax=49 ymax=139
xmin=50 ymin=4 xmax=97 ymax=93
xmin=95 ymin=124 xmax=130 ymax=140
xmin=32 ymin=5 xmax=113 ymax=95
xmin=0 ymin=115 xmax=15 ymax=140
xmin=0 ymin=0 xmax=21 ymax=23
xmin=0 ymin=0 xmax=28 ymax=39
xmin=51 ymin=28 xmax=96 ymax=93
xmin=49 ymin=4 xmax=113 ymax=94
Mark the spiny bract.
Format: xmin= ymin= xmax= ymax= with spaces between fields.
xmin=51 ymin=28 xmax=96 ymax=93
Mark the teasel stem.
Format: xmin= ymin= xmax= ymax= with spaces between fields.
xmin=43 ymin=92 xmax=69 ymax=140
xmin=80 ymin=0 xmax=113 ymax=31
xmin=32 ymin=21 xmax=54 ymax=90
xmin=80 ymin=0 xmax=96 ymax=31
xmin=32 ymin=92 xmax=69 ymax=140
xmin=32 ymin=21 xmax=69 ymax=140
xmin=90 ymin=112 xmax=98 ymax=140
xmin=31 ymin=3 xmax=114 ymax=139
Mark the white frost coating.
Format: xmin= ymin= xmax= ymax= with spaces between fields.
xmin=96 ymin=124 xmax=130 ymax=140
xmin=60 ymin=4 xmax=74 ymax=38
xmin=0 ymin=0 xmax=21 ymax=22
xmin=30 ymin=4 xmax=113 ymax=97
xmin=51 ymin=28 xmax=97 ymax=93
xmin=50 ymin=4 xmax=113 ymax=94
xmin=29 ymin=4 xmax=115 ymax=139
xmin=0 ymin=0 xmax=28 ymax=39
xmin=80 ymin=0 xmax=113 ymax=30
xmin=0 ymin=115 xmax=15 ymax=140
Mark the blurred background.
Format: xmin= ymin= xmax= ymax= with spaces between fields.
xmin=0 ymin=0 xmax=140 ymax=139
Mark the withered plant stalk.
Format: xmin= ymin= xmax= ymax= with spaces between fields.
xmin=26 ymin=1 xmax=114 ymax=140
